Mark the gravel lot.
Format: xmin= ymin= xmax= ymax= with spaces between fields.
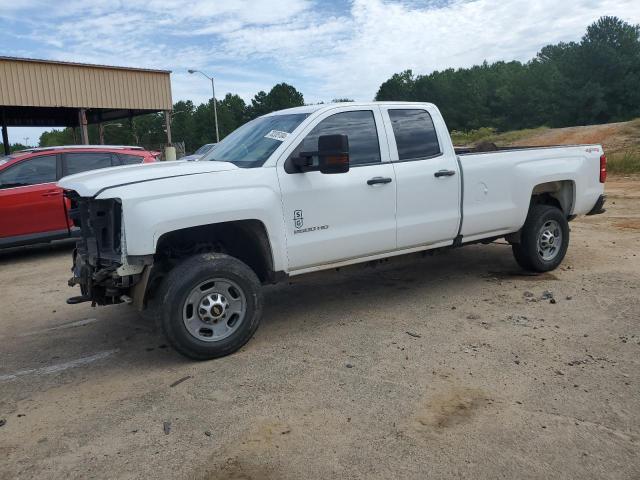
xmin=1 ymin=176 xmax=638 ymax=480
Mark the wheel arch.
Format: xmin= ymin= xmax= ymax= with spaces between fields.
xmin=154 ymin=219 xmax=277 ymax=283
xmin=530 ymin=180 xmax=575 ymax=216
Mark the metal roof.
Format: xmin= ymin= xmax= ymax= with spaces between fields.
xmin=0 ymin=56 xmax=172 ymax=111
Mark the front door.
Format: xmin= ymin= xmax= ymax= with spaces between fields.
xmin=277 ymin=107 xmax=397 ymax=271
xmin=0 ymin=154 xmax=67 ymax=239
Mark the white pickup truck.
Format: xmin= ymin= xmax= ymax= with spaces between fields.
xmin=60 ymin=102 xmax=607 ymax=360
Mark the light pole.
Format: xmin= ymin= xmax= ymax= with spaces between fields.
xmin=188 ymin=69 xmax=220 ymax=143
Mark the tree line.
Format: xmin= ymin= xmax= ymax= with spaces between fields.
xmin=37 ymin=83 xmax=306 ymax=153
xmin=376 ymin=16 xmax=640 ymax=132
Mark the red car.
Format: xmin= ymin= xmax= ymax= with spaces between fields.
xmin=0 ymin=146 xmax=159 ymax=248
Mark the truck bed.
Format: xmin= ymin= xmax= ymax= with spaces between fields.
xmin=454 ymin=144 xmax=599 ymax=155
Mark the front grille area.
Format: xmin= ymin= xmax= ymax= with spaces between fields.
xmin=66 ymin=190 xmax=122 ymax=264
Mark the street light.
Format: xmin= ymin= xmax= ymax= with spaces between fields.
xmin=188 ymin=69 xmax=220 ymax=143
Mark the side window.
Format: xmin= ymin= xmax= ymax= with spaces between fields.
xmin=64 ymin=152 xmax=112 ymax=175
xmin=118 ymin=154 xmax=145 ymax=165
xmin=290 ymin=110 xmax=381 ymax=166
xmin=0 ymin=155 xmax=56 ymax=189
xmin=64 ymin=152 xmax=114 ymax=175
xmin=388 ymin=109 xmax=441 ymax=160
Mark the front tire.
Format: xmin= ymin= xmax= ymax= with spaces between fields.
xmin=512 ymin=204 xmax=569 ymax=272
xmin=158 ymin=253 xmax=263 ymax=360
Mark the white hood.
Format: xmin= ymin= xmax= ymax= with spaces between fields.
xmin=58 ymin=160 xmax=238 ymax=197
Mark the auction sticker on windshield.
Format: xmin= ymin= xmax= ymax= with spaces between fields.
xmin=264 ymin=130 xmax=290 ymax=141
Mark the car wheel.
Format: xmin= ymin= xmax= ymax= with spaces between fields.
xmin=158 ymin=253 xmax=263 ymax=360
xmin=512 ymin=204 xmax=569 ymax=272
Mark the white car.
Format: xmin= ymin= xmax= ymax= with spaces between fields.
xmin=181 ymin=143 xmax=216 ymax=161
xmin=60 ymin=102 xmax=606 ymax=360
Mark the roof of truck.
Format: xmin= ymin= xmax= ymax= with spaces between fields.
xmin=266 ymin=101 xmax=436 ymax=116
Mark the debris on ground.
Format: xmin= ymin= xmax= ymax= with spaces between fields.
xmin=163 ymin=421 xmax=171 ymax=435
xmin=507 ymin=315 xmax=530 ymax=326
xmin=169 ymin=376 xmax=192 ymax=388
xmin=406 ymin=331 xmax=421 ymax=338
xmin=541 ymin=290 xmax=554 ymax=300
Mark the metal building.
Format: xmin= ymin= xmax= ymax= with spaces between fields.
xmin=0 ymin=56 xmax=173 ymax=155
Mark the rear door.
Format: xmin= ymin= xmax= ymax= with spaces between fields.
xmin=381 ymin=106 xmax=461 ymax=249
xmin=0 ymin=154 xmax=68 ymax=239
xmin=277 ymin=106 xmax=397 ymax=270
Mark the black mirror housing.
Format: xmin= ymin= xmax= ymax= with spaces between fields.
xmin=289 ymin=134 xmax=349 ymax=174
xmin=318 ymin=134 xmax=349 ymax=174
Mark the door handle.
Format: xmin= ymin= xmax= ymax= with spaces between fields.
xmin=367 ymin=177 xmax=393 ymax=185
xmin=434 ymin=169 xmax=456 ymax=177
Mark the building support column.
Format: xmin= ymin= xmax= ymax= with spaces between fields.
xmin=163 ymin=110 xmax=175 ymax=161
xmin=78 ymin=108 xmax=89 ymax=145
xmin=1 ymin=110 xmax=9 ymax=155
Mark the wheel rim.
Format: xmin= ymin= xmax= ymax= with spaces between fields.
xmin=537 ymin=219 xmax=563 ymax=261
xmin=182 ymin=278 xmax=247 ymax=342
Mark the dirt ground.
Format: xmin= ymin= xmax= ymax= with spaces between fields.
xmin=1 ymin=177 xmax=639 ymax=480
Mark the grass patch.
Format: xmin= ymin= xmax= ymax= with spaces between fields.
xmin=608 ymin=151 xmax=640 ymax=174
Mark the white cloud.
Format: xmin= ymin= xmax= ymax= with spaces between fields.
xmin=214 ymin=0 xmax=640 ymax=101
xmin=3 ymin=0 xmax=640 ymax=107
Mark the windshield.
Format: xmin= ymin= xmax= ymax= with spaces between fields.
xmin=202 ymin=113 xmax=309 ymax=167
xmin=194 ymin=144 xmax=215 ymax=155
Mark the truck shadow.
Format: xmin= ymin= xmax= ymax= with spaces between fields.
xmin=260 ymin=243 xmax=521 ymax=331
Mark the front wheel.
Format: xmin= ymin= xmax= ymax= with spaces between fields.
xmin=512 ymin=204 xmax=569 ymax=272
xmin=158 ymin=253 xmax=263 ymax=360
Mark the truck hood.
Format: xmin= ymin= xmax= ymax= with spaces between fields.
xmin=58 ymin=160 xmax=238 ymax=197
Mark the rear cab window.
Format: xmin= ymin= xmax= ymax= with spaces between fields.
xmin=388 ymin=109 xmax=441 ymax=160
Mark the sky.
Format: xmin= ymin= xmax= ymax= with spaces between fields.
xmin=2 ymin=0 xmax=640 ymax=145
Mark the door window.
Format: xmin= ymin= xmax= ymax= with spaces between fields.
xmin=388 ymin=109 xmax=440 ymax=160
xmin=290 ymin=110 xmax=381 ymax=167
xmin=117 ymin=154 xmax=145 ymax=165
xmin=64 ymin=152 xmax=114 ymax=175
xmin=0 ymin=155 xmax=57 ymax=189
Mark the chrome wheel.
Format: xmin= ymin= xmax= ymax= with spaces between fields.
xmin=537 ymin=219 xmax=563 ymax=261
xmin=182 ymin=278 xmax=247 ymax=342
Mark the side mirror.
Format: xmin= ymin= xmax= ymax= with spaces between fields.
xmin=292 ymin=134 xmax=349 ymax=174
xmin=318 ymin=134 xmax=349 ymax=174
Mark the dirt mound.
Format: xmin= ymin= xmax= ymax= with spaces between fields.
xmin=507 ymin=119 xmax=640 ymax=155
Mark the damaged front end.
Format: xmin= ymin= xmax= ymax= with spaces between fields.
xmin=65 ymin=191 xmax=148 ymax=306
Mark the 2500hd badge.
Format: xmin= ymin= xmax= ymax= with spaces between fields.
xmin=293 ymin=209 xmax=329 ymax=234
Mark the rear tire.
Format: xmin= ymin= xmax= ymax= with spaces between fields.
xmin=157 ymin=253 xmax=263 ymax=360
xmin=512 ymin=204 xmax=569 ymax=272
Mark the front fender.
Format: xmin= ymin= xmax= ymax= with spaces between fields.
xmin=98 ymin=168 xmax=288 ymax=272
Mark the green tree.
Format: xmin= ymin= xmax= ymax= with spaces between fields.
xmin=375 ymin=16 xmax=640 ymax=131
xmin=247 ymin=83 xmax=304 ymax=119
